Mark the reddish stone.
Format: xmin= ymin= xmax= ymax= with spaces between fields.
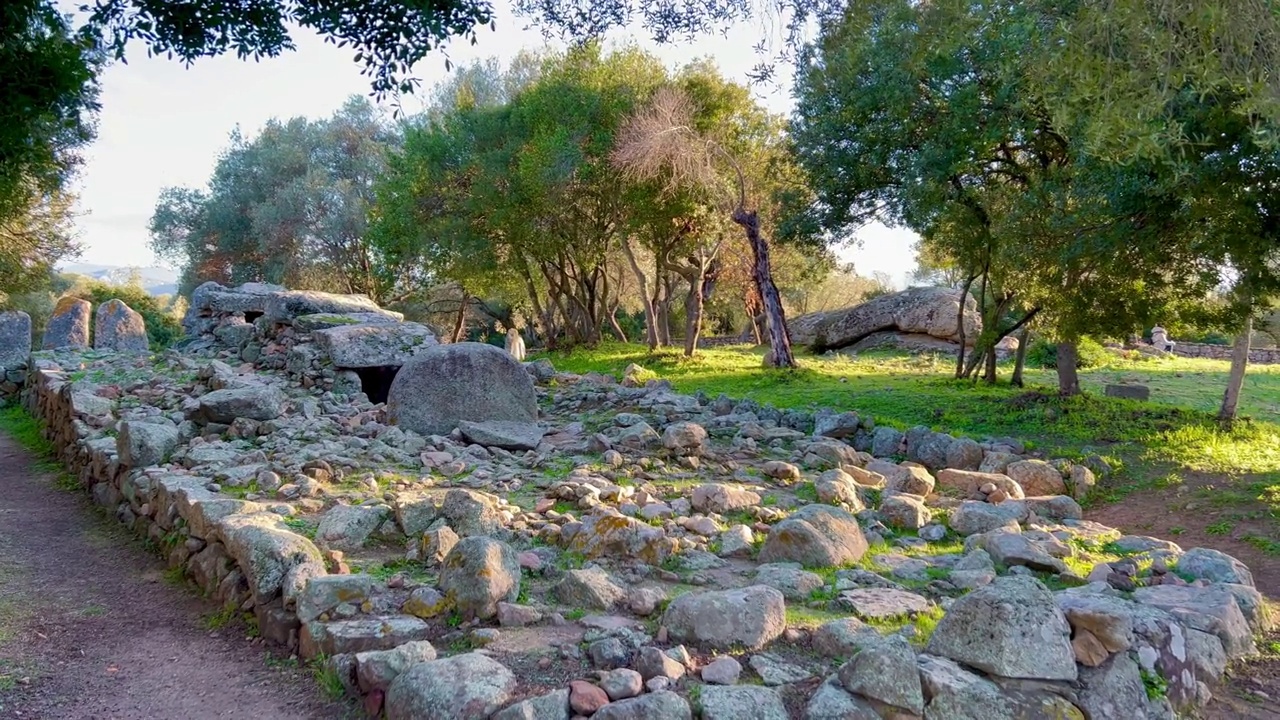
xmin=569 ymin=680 xmax=609 ymax=715
xmin=363 ymin=689 xmax=384 ymax=717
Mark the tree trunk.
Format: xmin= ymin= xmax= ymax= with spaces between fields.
xmin=656 ymin=273 xmax=674 ymax=346
xmin=1056 ymin=341 xmax=1081 ymax=396
xmin=983 ymin=346 xmax=998 ymax=384
xmin=683 ymin=273 xmax=706 ymax=357
xmin=621 ymin=239 xmax=659 ymax=349
xmin=607 ymin=301 xmax=628 ymax=343
xmin=1011 ymin=327 xmax=1030 ymax=388
xmin=955 ymin=273 xmax=977 ymax=379
xmin=733 ymin=207 xmax=795 ymax=369
xmin=1219 ymin=315 xmax=1253 ymax=429
xmin=450 ymin=293 xmax=469 ymax=343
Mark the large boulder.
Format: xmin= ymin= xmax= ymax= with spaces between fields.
xmin=116 ymin=420 xmax=180 ymax=468
xmin=1175 ymin=547 xmax=1255 ymax=587
xmin=387 ymin=342 xmax=538 ymax=436
xmin=1006 ymin=460 xmax=1067 ymax=496
xmin=0 ymin=311 xmax=32 ymax=368
xmin=385 ymin=653 xmax=516 ymax=720
xmin=789 ymin=286 xmax=979 ymax=351
xmin=42 ymin=297 xmax=91 ymax=349
xmin=193 ymin=386 xmax=285 ymax=423
xmin=217 ymin=512 xmax=326 ymax=604
xmin=925 ymin=576 xmax=1077 ymax=681
xmin=758 ymin=504 xmax=869 ymax=568
xmin=94 ymin=299 xmax=149 ymax=351
xmin=661 ymin=585 xmax=786 ymax=651
xmin=439 ymin=536 xmax=521 ymax=620
xmin=837 ymin=635 xmax=923 ymax=715
xmin=699 ymin=686 xmax=788 ymax=720
xmin=312 ymin=322 xmax=438 ymax=368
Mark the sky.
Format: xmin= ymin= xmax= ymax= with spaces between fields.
xmin=65 ymin=2 xmax=919 ymax=287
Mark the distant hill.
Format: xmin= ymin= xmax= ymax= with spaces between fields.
xmin=59 ymin=263 xmax=179 ymax=297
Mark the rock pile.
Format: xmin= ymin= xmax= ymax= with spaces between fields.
xmin=12 ymin=284 xmax=1268 ymax=720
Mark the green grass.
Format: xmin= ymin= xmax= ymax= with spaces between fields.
xmin=311 ymin=656 xmax=347 ymax=701
xmin=203 ymin=604 xmax=240 ymax=631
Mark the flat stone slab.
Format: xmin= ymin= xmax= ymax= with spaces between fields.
xmin=1105 ymin=384 xmax=1150 ymax=400
xmin=836 ymin=587 xmax=933 ymax=620
xmin=459 ymin=420 xmax=545 ymax=451
xmin=300 ymin=616 xmax=431 ymax=659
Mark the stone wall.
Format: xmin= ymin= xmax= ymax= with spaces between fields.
xmin=1168 ymin=341 xmax=1280 ymax=364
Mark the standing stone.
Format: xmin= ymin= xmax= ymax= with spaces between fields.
xmin=0 ymin=311 xmax=32 ymax=368
xmin=439 ymin=536 xmax=521 ymax=620
xmin=42 ymin=297 xmax=91 ymax=349
xmin=94 ymin=298 xmax=149 ymax=351
xmin=387 ymin=342 xmax=538 ymax=436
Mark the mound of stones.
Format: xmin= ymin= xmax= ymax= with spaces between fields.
xmin=11 ymin=283 xmax=1268 ymax=720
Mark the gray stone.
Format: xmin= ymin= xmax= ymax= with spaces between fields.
xmin=387 ymin=342 xmax=537 ymax=436
xmin=948 ymin=500 xmax=1028 ymax=536
xmin=313 ymin=321 xmax=437 ymax=368
xmin=314 ymin=504 xmax=389 ymax=551
xmin=592 ymin=691 xmax=691 ymax=720
xmin=589 ymin=637 xmax=630 ymax=670
xmin=870 ymin=426 xmax=904 ymax=457
xmin=459 ymin=419 xmax=544 ymax=450
xmin=636 ymin=646 xmax=686 ymax=681
xmin=42 ymin=297 xmax=91 ymax=349
xmin=717 ymin=524 xmax=756 ymax=558
xmin=789 ymin=286 xmax=978 ymax=350
xmin=298 ymin=574 xmax=374 ymax=623
xmin=879 ymin=494 xmax=932 ymax=530
xmin=692 ymin=483 xmax=761 ymax=514
xmin=194 ymin=386 xmax=285 ymax=423
xmin=1023 ymin=495 xmax=1084 ymax=521
xmin=837 ymin=635 xmax=923 ymax=714
xmin=385 ymin=652 xmax=516 ymax=720
xmin=758 ymin=504 xmax=869 ymax=568
xmin=217 ymin=512 xmax=326 ymax=604
xmin=1077 ymin=653 xmax=1174 ymax=720
xmin=662 ymin=421 xmax=708 ymax=452
xmin=440 ymin=536 xmax=521 ymax=619
xmin=355 ymin=640 xmax=437 ymax=693
xmin=0 ymin=311 xmax=32 ymax=367
xmin=492 ymin=688 xmax=571 ymax=720
xmin=1133 ymin=583 xmax=1256 ymax=658
xmin=945 ymin=437 xmax=984 ymax=471
xmin=836 ymin=587 xmax=932 ymax=621
xmin=935 ymin=469 xmax=1025 ymax=499
xmin=748 ymin=652 xmax=813 ymax=685
xmin=754 ymin=563 xmax=824 ymax=601
xmin=700 ymin=656 xmax=742 ymax=685
xmin=1175 ymin=547 xmax=1254 ymax=587
xmin=601 ymin=669 xmax=644 ymax=700
xmin=301 ymin=616 xmax=430 ymax=658
xmin=982 ymin=531 xmax=1068 ymax=573
xmin=804 ymin=677 xmax=879 ymax=720
xmin=94 ymin=299 xmax=149 ymax=351
xmin=116 ymin=420 xmax=179 ymax=468
xmin=916 ymin=653 xmax=1084 ymax=720
xmin=293 ymin=311 xmax=402 ymax=333
xmin=814 ymin=410 xmax=860 ymax=439
xmin=812 ymin=618 xmax=882 ymax=659
xmin=925 ymin=576 xmax=1076 ymax=681
xmin=661 ymin=585 xmax=785 ymax=651
xmin=814 ymin=469 xmax=865 ymax=509
xmin=554 ymin=567 xmax=627 ymax=610
xmin=265 ymin=290 xmax=388 ymax=324
xmin=700 ymin=686 xmax=788 ymax=720
xmin=439 ymin=488 xmax=503 ymax=537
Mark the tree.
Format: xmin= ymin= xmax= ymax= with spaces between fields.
xmin=789 ymin=0 xmax=1220 ymax=393
xmin=612 ymin=84 xmax=802 ymax=366
xmin=150 ymin=96 xmax=398 ymax=299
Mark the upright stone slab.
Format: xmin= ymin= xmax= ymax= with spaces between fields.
xmin=42 ymin=297 xmax=91 ymax=349
xmin=94 ymin=299 xmax=149 ymax=351
xmin=387 ymin=342 xmax=537 ymax=436
xmin=0 ymin=311 xmax=32 ymax=367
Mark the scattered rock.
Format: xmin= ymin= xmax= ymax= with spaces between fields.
xmin=388 ymin=342 xmax=537 ymax=436
xmin=758 ymin=504 xmax=869 ymax=568
xmin=662 ymin=585 xmax=786 ymax=651
xmin=384 ymin=653 xmax=516 ymax=720
xmin=554 ymin=567 xmax=627 ymax=610
xmin=701 ymin=656 xmax=742 ymax=685
xmin=439 ymin=536 xmax=521 ymax=620
xmin=699 ymin=685 xmax=788 ymax=720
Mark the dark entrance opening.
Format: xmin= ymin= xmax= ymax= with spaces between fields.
xmin=244 ymin=311 xmax=264 ymax=323
xmin=354 ymin=365 xmax=400 ymax=404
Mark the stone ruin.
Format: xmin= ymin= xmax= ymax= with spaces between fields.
xmin=182 ymin=281 xmax=438 ymax=403
xmin=7 ymin=281 xmax=1272 ymax=719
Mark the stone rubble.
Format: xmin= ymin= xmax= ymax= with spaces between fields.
xmin=7 ymin=282 xmax=1269 ymax=719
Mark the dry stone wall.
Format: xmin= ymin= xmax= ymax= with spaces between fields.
xmin=10 ymin=283 xmax=1272 ymax=719
xmin=1168 ymin=341 xmax=1280 ymax=364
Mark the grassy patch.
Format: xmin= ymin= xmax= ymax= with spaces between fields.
xmin=203 ymin=604 xmax=240 ymax=631
xmin=311 ymin=656 xmax=347 ymax=701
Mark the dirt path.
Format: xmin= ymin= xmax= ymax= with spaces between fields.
xmin=0 ymin=433 xmax=351 ymax=720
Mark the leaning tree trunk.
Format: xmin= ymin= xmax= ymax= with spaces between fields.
xmin=621 ymin=239 xmax=660 ymax=349
xmin=607 ymin=301 xmax=628 ymax=343
xmin=1219 ymin=315 xmax=1253 ymax=429
xmin=1010 ymin=326 xmax=1031 ymax=387
xmin=450 ymin=292 xmax=469 ymax=343
xmin=1056 ymin=341 xmax=1081 ymax=396
xmin=732 ymin=207 xmax=795 ymax=369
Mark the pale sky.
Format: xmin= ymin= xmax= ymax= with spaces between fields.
xmin=65 ymin=1 xmax=919 ymax=286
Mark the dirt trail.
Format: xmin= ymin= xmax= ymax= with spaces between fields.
xmin=0 ymin=433 xmax=350 ymax=720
